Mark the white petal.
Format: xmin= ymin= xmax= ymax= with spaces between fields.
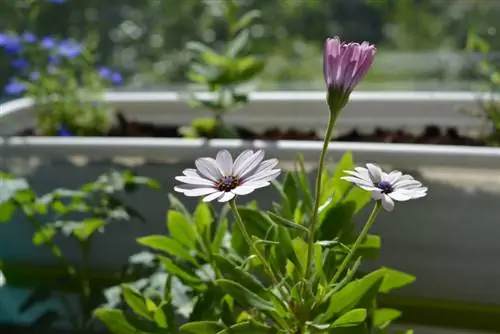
xmin=232 ymin=150 xmax=254 ymax=175
xmin=203 ymin=191 xmax=224 ymax=202
xmin=371 ymin=190 xmax=384 ymax=200
xmin=216 ymin=150 xmax=233 ymax=176
xmin=218 ymin=192 xmax=236 ymax=202
xmin=182 ymin=168 xmax=199 ymax=177
xmin=174 ymin=184 xmax=200 ymax=192
xmin=243 ymin=181 xmax=270 ymax=189
xmin=231 ymin=186 xmax=256 ymax=195
xmin=366 ymin=163 xmax=382 ymax=183
xmin=196 ymin=158 xmax=223 ymax=181
xmin=253 ymin=159 xmax=279 ymax=173
xmin=183 ymin=188 xmax=219 ymax=197
xmin=393 ymin=179 xmax=422 ymax=189
xmin=341 ymin=175 xmax=374 ymax=188
xmin=380 ymin=194 xmax=394 ymax=212
xmin=237 ymin=150 xmax=265 ymax=178
xmin=244 ymin=168 xmax=281 ymax=183
xmin=387 ymin=170 xmax=402 ymax=184
xmin=175 ymin=176 xmax=214 ymax=186
xmin=388 ymin=190 xmax=412 ymax=202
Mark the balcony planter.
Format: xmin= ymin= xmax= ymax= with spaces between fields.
xmin=1 ymin=91 xmax=500 ymax=306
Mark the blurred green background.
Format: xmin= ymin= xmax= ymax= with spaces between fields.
xmin=1 ymin=0 xmax=500 ymax=92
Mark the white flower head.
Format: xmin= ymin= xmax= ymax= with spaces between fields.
xmin=341 ymin=163 xmax=427 ymax=212
xmin=174 ymin=149 xmax=281 ymax=203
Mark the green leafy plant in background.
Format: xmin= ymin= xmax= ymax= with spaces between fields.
xmin=0 ymin=170 xmax=159 ymax=333
xmin=180 ymin=0 xmax=266 ymax=138
xmin=1 ymin=0 xmax=123 ymax=136
xmin=465 ymin=31 xmax=500 ymax=146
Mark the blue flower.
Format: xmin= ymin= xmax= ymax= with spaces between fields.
xmin=57 ymin=124 xmax=72 ymax=136
xmin=22 ymin=32 xmax=37 ymax=43
xmin=98 ymin=67 xmax=112 ymax=78
xmin=29 ymin=72 xmax=40 ymax=81
xmin=2 ymin=35 xmax=22 ymax=55
xmin=50 ymin=0 xmax=66 ymax=4
xmin=111 ymin=72 xmax=123 ymax=85
xmin=40 ymin=36 xmax=57 ymax=50
xmin=0 ymin=33 xmax=8 ymax=46
xmin=4 ymin=79 xmax=26 ymax=95
xmin=57 ymin=40 xmax=81 ymax=58
xmin=11 ymin=59 xmax=29 ymax=70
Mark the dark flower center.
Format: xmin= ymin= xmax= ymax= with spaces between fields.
xmin=377 ymin=180 xmax=393 ymax=194
xmin=215 ymin=175 xmax=240 ymax=192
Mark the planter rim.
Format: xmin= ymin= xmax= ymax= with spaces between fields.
xmin=1 ymin=137 xmax=499 ymax=169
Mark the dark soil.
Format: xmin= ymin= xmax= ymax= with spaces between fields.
xmin=18 ymin=111 xmax=485 ymax=146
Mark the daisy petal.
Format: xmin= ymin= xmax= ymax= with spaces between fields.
xmin=218 ymin=192 xmax=236 ymax=202
xmin=195 ymin=158 xmax=222 ymax=181
xmin=366 ymin=163 xmax=382 ymax=183
xmin=388 ymin=190 xmax=412 ymax=201
xmin=232 ymin=186 xmax=256 ymax=195
xmin=216 ymin=150 xmax=233 ymax=176
xmin=175 ymin=176 xmax=213 ymax=186
xmin=182 ymin=168 xmax=200 ymax=177
xmin=183 ymin=188 xmax=218 ymax=197
xmin=174 ymin=184 xmax=200 ymax=192
xmin=243 ymin=181 xmax=270 ymax=189
xmin=203 ymin=191 xmax=224 ymax=202
xmin=238 ymin=150 xmax=265 ymax=178
xmin=244 ymin=168 xmax=281 ymax=183
xmin=232 ymin=150 xmax=254 ymax=175
xmin=381 ymin=194 xmax=394 ymax=211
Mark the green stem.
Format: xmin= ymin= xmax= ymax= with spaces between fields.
xmin=229 ymin=200 xmax=278 ymax=284
xmin=303 ymin=111 xmax=338 ymax=284
xmin=329 ymin=201 xmax=382 ymax=286
xmin=79 ymin=239 xmax=92 ymax=330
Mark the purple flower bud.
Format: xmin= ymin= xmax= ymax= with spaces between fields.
xmin=2 ymin=35 xmax=22 ymax=55
xmin=50 ymin=0 xmax=66 ymax=4
xmin=323 ymin=37 xmax=376 ymax=112
xmin=111 ymin=72 xmax=123 ymax=85
xmin=57 ymin=39 xmax=82 ymax=58
xmin=57 ymin=124 xmax=72 ymax=137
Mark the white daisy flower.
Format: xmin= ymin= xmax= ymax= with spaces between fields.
xmin=174 ymin=149 xmax=281 ymax=203
xmin=341 ymin=163 xmax=427 ymax=212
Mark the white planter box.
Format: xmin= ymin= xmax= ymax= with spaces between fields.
xmin=1 ymin=91 xmax=500 ymax=307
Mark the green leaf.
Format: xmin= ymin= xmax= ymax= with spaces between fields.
xmin=137 ymin=235 xmax=198 ymax=265
xmin=32 ymin=225 xmax=57 ymax=246
xmin=283 ymin=172 xmax=299 ymax=214
xmin=213 ymin=254 xmax=266 ymax=296
xmin=72 ymin=218 xmax=106 ymax=241
xmin=194 ymin=202 xmax=213 ymax=235
xmin=216 ymin=321 xmax=273 ymax=334
xmin=154 ymin=300 xmax=178 ymax=332
xmin=0 ymin=201 xmax=17 ymax=223
xmin=322 ymin=270 xmax=384 ymax=321
xmin=294 ymin=153 xmax=313 ymax=212
xmin=231 ymin=207 xmax=275 ymax=254
xmin=319 ymin=201 xmax=356 ymax=240
xmin=232 ymin=9 xmax=261 ymax=33
xmin=94 ymin=308 xmax=138 ymax=334
xmin=267 ymin=211 xmax=309 ymax=233
xmin=211 ymin=218 xmax=228 ymax=252
xmin=216 ymin=279 xmax=275 ymax=312
xmin=121 ymin=284 xmax=152 ymax=320
xmin=168 ymin=193 xmax=191 ymax=218
xmin=180 ymin=321 xmax=225 ymax=334
xmin=373 ymin=308 xmax=402 ymax=329
xmin=378 ymin=267 xmax=416 ymax=293
xmin=332 ymin=308 xmax=367 ymax=328
xmin=329 ymin=152 xmax=355 ymax=203
xmin=159 ymin=256 xmax=205 ymax=287
xmin=291 ymin=237 xmax=308 ymax=276
xmin=167 ymin=210 xmax=197 ymax=249
xmin=227 ymin=29 xmax=249 ymax=57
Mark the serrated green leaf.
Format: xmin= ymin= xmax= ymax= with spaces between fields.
xmin=121 ymin=284 xmax=152 ymax=320
xmin=332 ymin=308 xmax=367 ymax=328
xmin=137 ymin=235 xmax=198 ymax=265
xmin=94 ymin=308 xmax=138 ymax=334
xmin=216 ymin=279 xmax=275 ymax=312
xmin=167 ymin=210 xmax=197 ymax=249
xmin=267 ymin=211 xmax=309 ymax=233
xmin=213 ymin=254 xmax=266 ymax=296
xmin=373 ymin=308 xmax=402 ymax=329
xmin=180 ymin=321 xmax=225 ymax=334
xmin=378 ymin=267 xmax=416 ymax=293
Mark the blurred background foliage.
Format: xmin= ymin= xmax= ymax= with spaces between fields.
xmin=1 ymin=0 xmax=500 ymax=93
